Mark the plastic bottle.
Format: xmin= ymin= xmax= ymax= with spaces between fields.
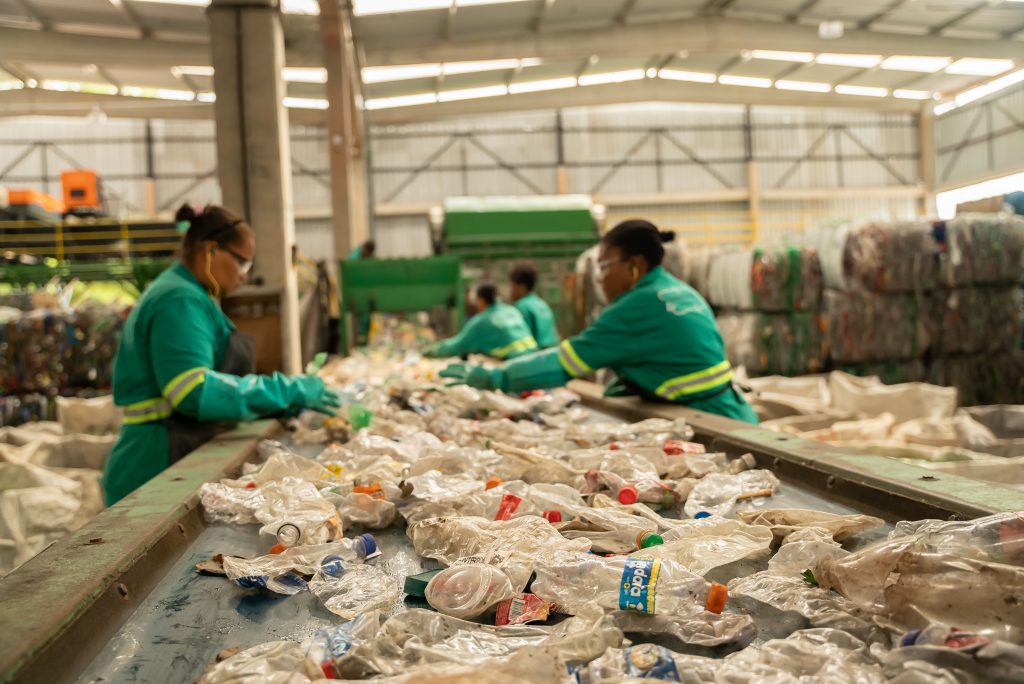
xmin=635 ymin=530 xmax=664 ymax=550
xmin=320 ymin=533 xmax=378 ymax=571
xmin=901 ymin=624 xmax=991 ymax=651
xmin=424 ymin=564 xmax=516 ymax=619
xmin=532 ymin=554 xmax=726 ymax=616
xmin=269 ymin=523 xmax=302 ymax=554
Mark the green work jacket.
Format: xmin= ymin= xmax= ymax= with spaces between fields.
xmin=433 ymin=302 xmax=538 ymax=359
xmin=514 ymin=292 xmax=559 ymax=349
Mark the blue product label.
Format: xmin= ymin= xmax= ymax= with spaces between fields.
xmin=622 ymin=644 xmax=681 ymax=681
xmin=236 ymin=575 xmax=269 ymax=589
xmin=619 ymin=558 xmax=661 ymax=614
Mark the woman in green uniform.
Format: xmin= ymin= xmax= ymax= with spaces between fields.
xmin=101 ymin=204 xmax=341 ymax=505
xmin=424 ymin=284 xmax=538 ymax=360
xmin=441 ymin=220 xmax=758 ymax=424
xmin=509 ymin=263 xmax=559 ymax=348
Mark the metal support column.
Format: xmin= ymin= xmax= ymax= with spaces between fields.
xmin=918 ymin=102 xmax=936 ymax=217
xmin=320 ymin=0 xmax=368 ymax=263
xmin=207 ymin=0 xmax=302 ymax=374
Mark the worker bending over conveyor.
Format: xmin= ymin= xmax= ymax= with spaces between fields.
xmin=102 ymin=204 xmax=341 ymax=505
xmin=509 ymin=263 xmax=559 ymax=349
xmin=442 ymin=220 xmax=758 ymax=424
xmin=425 ymin=284 xmax=539 ymax=360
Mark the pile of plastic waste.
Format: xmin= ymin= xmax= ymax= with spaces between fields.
xmin=0 ymin=395 xmax=118 ymax=576
xmin=193 ymin=353 xmax=1022 ymax=683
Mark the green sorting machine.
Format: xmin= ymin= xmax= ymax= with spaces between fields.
xmin=338 ymin=254 xmax=465 ymax=353
xmin=433 ymin=195 xmax=601 ymax=336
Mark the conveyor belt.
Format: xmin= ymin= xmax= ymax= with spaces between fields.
xmin=2 ymin=384 xmax=1023 ymax=683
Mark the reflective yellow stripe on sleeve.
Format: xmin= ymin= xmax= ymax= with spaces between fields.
xmin=162 ymin=366 xmax=208 ymax=408
xmin=489 ymin=336 xmax=538 ymax=359
xmin=557 ymin=339 xmax=592 ymax=378
xmin=122 ymin=397 xmax=173 ymax=425
xmin=654 ymin=360 xmax=733 ymax=400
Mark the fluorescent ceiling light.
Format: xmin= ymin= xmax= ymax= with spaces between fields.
xmin=893 ymin=89 xmax=930 ymax=100
xmin=283 ymin=67 xmax=327 ymax=83
xmin=442 ymin=59 xmax=535 ymax=75
xmin=954 ymin=67 xmax=1024 ymax=107
xmin=578 ymin=69 xmax=645 ymax=86
xmin=774 ymin=80 xmax=830 ymax=93
xmin=508 ymin=77 xmax=577 ymax=94
xmin=127 ymin=0 xmax=315 ymax=12
xmin=718 ymin=74 xmax=772 ymax=88
xmin=365 ymin=93 xmax=438 ymax=109
xmin=881 ymin=55 xmax=951 ymax=73
xmin=750 ymin=50 xmax=814 ymax=63
xmin=0 ymin=81 xmax=24 ymax=91
xmin=936 ymin=170 xmax=1024 ymax=219
xmin=283 ymin=96 xmax=328 ymax=109
xmin=438 ymin=85 xmax=508 ymax=101
xmin=934 ymin=101 xmax=957 ymax=115
xmin=945 ymin=58 xmax=1014 ymax=76
xmin=172 ymin=65 xmax=214 ymax=77
xmin=834 ymin=84 xmax=888 ymax=97
xmin=657 ymin=69 xmax=716 ymax=83
xmin=362 ymin=64 xmax=441 ymax=83
xmin=815 ymin=53 xmax=882 ymax=68
xmin=354 ymin=0 xmax=529 ymax=15
xmin=121 ymin=85 xmax=196 ymax=100
xmin=42 ymin=79 xmax=120 ymax=95
xmin=197 ymin=91 xmax=216 ymax=103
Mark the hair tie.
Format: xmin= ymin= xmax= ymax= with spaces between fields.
xmin=175 ymin=220 xmax=191 ymax=233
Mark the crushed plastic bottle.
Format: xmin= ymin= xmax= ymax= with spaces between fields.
xmin=683 ymin=469 xmax=781 ymax=518
xmin=532 ymin=553 xmax=726 ymax=616
xmin=309 ymin=561 xmax=401 ymax=620
xmin=222 ymin=537 xmax=372 ymax=596
xmin=424 ymin=564 xmax=516 ymax=619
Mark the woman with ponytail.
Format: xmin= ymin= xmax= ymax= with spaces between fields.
xmin=101 ymin=204 xmax=341 ymax=505
xmin=440 ymin=219 xmax=757 ymax=424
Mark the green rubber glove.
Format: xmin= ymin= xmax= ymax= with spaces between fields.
xmin=293 ymin=376 xmax=343 ymax=416
xmin=440 ymin=363 xmax=504 ymax=391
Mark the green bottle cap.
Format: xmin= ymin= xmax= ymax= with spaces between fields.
xmin=638 ymin=531 xmax=664 ymax=549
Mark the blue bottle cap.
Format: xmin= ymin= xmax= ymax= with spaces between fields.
xmin=321 ymin=555 xmax=345 ymax=578
xmin=694 ymin=511 xmax=711 ymax=519
xmin=358 ymin=533 xmax=377 ymax=556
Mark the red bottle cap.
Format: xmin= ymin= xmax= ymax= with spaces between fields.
xmin=618 ymin=485 xmax=639 ymax=505
xmin=542 ymin=510 xmax=562 ymax=523
xmin=485 ymin=476 xmax=502 ymax=490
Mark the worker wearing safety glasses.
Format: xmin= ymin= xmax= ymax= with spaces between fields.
xmin=441 ymin=219 xmax=758 ymax=424
xmin=101 ymin=204 xmax=341 ymax=505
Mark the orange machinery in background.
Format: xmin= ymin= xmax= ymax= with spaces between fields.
xmin=61 ymin=169 xmax=104 ymax=217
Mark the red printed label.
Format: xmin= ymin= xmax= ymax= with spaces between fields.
xmin=494 ymin=494 xmax=522 ymax=521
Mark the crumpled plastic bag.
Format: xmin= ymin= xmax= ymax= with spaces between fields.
xmin=198 ymin=640 xmax=310 ymax=684
xmin=55 ymin=395 xmax=122 ymax=435
xmin=872 ymin=636 xmax=1024 ymax=684
xmin=737 ymin=508 xmax=884 ymax=543
xmin=650 ymin=518 xmax=774 ymax=576
xmin=324 ymin=606 xmax=621 ymax=680
xmin=766 ymin=527 xmax=850 ymax=576
xmin=828 ymin=371 xmax=957 ymax=426
xmin=581 ymin=628 xmax=884 ymax=683
xmin=222 ymin=540 xmax=359 ymax=596
xmin=815 ymin=512 xmax=1024 ymax=614
xmin=408 ymin=515 xmax=591 ymax=592
xmin=728 ymin=572 xmax=885 ymax=644
xmin=609 ymin=609 xmax=757 ymax=650
xmin=309 ymin=563 xmax=402 ymax=620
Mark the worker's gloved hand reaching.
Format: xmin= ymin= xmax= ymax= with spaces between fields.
xmin=439 ymin=363 xmax=502 ymax=391
xmin=292 ymin=376 xmax=343 ymax=416
xmin=422 ymin=343 xmax=442 ymax=358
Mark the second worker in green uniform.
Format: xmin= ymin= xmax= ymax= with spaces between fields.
xmin=424 ymin=284 xmax=538 ymax=360
xmin=509 ymin=263 xmax=559 ymax=349
xmin=441 ymin=220 xmax=758 ymax=424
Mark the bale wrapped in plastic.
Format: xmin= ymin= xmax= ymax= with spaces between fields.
xmin=930 ymin=287 xmax=1022 ymax=356
xmin=717 ymin=311 xmax=827 ymax=377
xmin=705 ymin=247 xmax=822 ymax=312
xmin=936 ymin=213 xmax=1024 ymax=287
xmin=813 ymin=221 xmax=939 ymax=293
xmin=825 ymin=290 xmax=929 ymax=363
xmin=928 ymin=352 xmax=1024 ymax=406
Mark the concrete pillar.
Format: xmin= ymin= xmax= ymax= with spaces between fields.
xmin=207 ymin=0 xmax=301 ymax=374
xmin=918 ymin=102 xmax=937 ymax=217
xmin=319 ymin=0 xmax=369 ymax=263
xmin=747 ymin=160 xmax=761 ymax=244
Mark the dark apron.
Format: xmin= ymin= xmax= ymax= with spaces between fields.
xmin=166 ymin=331 xmax=255 ymax=465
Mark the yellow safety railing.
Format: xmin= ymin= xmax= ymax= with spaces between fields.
xmin=0 ymin=220 xmax=181 ymax=259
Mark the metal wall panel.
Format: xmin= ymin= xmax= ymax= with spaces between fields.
xmin=936 ymin=81 xmax=1024 ymax=187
